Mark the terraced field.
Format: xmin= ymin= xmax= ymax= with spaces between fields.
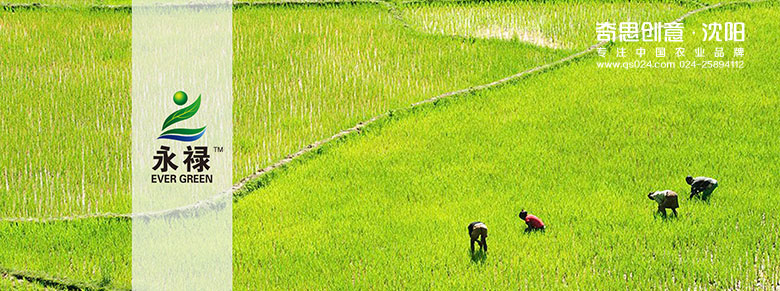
xmin=2 ymin=5 xmax=573 ymax=218
xmin=1 ymin=0 xmax=777 ymax=289
xmin=234 ymin=3 xmax=780 ymax=289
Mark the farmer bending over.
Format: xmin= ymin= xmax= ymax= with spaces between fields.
xmin=467 ymin=222 xmax=488 ymax=253
xmin=686 ymin=176 xmax=718 ymax=200
xmin=519 ymin=210 xmax=545 ymax=232
xmin=648 ymin=190 xmax=679 ymax=217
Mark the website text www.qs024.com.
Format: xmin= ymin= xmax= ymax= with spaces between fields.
xmin=597 ymin=60 xmax=744 ymax=69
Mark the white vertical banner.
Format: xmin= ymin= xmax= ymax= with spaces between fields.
xmin=132 ymin=0 xmax=232 ymax=289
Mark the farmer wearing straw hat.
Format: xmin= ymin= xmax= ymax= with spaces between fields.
xmin=648 ymin=190 xmax=679 ymax=217
xmin=467 ymin=221 xmax=488 ymax=253
xmin=686 ymin=176 xmax=718 ymax=201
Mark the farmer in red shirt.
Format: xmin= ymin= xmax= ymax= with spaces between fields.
xmin=519 ymin=210 xmax=545 ymax=232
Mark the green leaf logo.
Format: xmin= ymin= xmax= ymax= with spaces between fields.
xmin=162 ymin=95 xmax=201 ymax=131
xmin=160 ymin=126 xmax=207 ymax=136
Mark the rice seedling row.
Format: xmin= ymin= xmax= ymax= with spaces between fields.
xmin=2 ymin=1 xmax=771 ymax=290
xmin=233 ymin=3 xmax=780 ymax=289
xmin=1 ymin=4 xmax=574 ymax=218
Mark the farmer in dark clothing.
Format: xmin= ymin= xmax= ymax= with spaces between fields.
xmin=687 ymin=176 xmax=718 ymax=200
xmin=467 ymin=222 xmax=488 ymax=253
xmin=519 ymin=210 xmax=545 ymax=232
xmin=648 ymin=190 xmax=679 ymax=217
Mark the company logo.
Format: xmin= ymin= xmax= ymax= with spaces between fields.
xmin=158 ymin=91 xmax=206 ymax=142
xmin=151 ymin=91 xmax=222 ymax=184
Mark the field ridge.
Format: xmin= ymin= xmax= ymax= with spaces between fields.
xmin=0 ymin=44 xmax=607 ymax=224
xmin=0 ymin=1 xmax=772 ymax=289
xmin=0 ymin=0 xmax=757 ymax=224
xmin=0 ymin=267 xmax=129 ymax=291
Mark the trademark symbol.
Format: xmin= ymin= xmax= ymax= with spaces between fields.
xmin=213 ymin=146 xmax=224 ymax=153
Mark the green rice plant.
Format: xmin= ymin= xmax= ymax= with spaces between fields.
xmin=0 ymin=4 xmax=570 ymax=287
xmin=1 ymin=5 xmax=574 ymax=218
xmin=0 ymin=0 xmax=376 ymax=8
xmin=0 ymin=219 xmax=131 ymax=289
xmin=232 ymin=4 xmax=572 ymax=186
xmin=0 ymin=3 xmax=686 ymax=219
xmin=233 ymin=3 xmax=780 ymax=289
xmin=0 ymin=0 xmax=702 ymax=8
xmin=403 ymin=1 xmax=689 ymax=49
xmin=2 ymin=1 xmax=776 ymax=290
xmin=0 ymin=9 xmax=132 ymax=218
xmin=0 ymin=1 xmax=128 ymax=7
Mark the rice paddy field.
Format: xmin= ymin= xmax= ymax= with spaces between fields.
xmin=1 ymin=0 xmax=779 ymax=289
